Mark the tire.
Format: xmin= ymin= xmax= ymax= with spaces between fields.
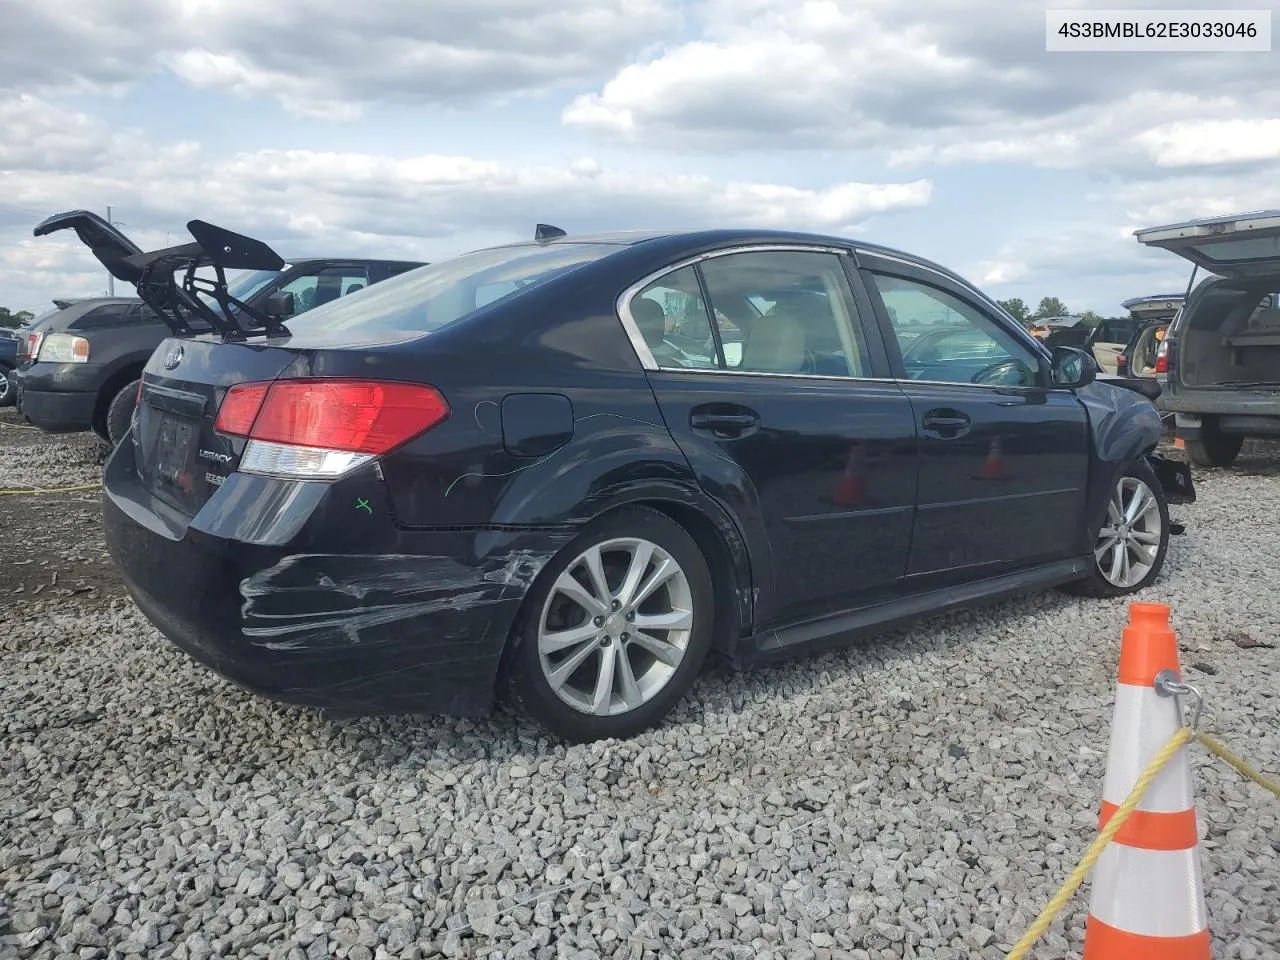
xmin=506 ymin=506 xmax=715 ymax=742
xmin=1061 ymin=458 xmax=1170 ymax=598
xmin=105 ymin=379 xmax=140 ymax=447
xmin=1185 ymin=419 xmax=1242 ymax=468
xmin=0 ymin=366 xmax=14 ymax=407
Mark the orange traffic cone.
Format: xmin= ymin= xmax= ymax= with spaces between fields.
xmin=979 ymin=437 xmax=1007 ymax=480
xmin=1083 ymin=602 xmax=1210 ymax=959
xmin=834 ymin=442 xmax=867 ymax=506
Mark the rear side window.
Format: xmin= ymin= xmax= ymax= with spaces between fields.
xmin=296 ymin=244 xmax=619 ymax=336
xmin=69 ymin=304 xmax=134 ymax=330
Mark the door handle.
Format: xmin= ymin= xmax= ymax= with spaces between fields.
xmin=690 ymin=411 xmax=759 ymax=437
xmin=922 ymin=410 xmax=971 ymax=438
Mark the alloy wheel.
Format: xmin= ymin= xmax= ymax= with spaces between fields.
xmin=1095 ymin=475 xmax=1163 ymax=589
xmin=537 ymin=537 xmax=695 ymax=716
xmin=0 ymin=369 xmax=11 ymax=405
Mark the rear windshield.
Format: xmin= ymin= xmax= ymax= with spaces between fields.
xmin=294 ymin=243 xmax=619 ymax=336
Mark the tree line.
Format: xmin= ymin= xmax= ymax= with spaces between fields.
xmin=0 ymin=307 xmax=35 ymax=329
xmin=998 ymin=296 xmax=1106 ymax=328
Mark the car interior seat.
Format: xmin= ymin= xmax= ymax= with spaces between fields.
xmin=631 ymin=297 xmax=669 ymax=349
xmin=344 ymin=283 xmax=365 ymax=297
xmin=743 ymin=312 xmax=807 ymax=373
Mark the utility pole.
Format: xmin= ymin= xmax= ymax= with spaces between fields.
xmin=106 ymin=206 xmax=115 ymax=297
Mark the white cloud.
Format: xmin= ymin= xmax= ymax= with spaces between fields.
xmin=563 ymin=0 xmax=1280 ymax=174
xmin=1134 ymin=119 xmax=1280 ymax=168
xmin=2 ymin=0 xmax=682 ymax=115
xmin=0 ymin=94 xmax=932 ymax=310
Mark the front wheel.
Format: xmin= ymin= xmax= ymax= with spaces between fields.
xmin=1062 ymin=459 xmax=1170 ymax=598
xmin=0 ymin=366 xmax=14 ymax=407
xmin=506 ymin=506 xmax=715 ymax=742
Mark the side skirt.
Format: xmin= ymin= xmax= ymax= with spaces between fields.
xmin=737 ymin=556 xmax=1091 ymax=667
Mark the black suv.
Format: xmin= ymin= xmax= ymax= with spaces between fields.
xmin=1135 ymin=212 xmax=1280 ymax=467
xmin=17 ymin=211 xmax=424 ymax=444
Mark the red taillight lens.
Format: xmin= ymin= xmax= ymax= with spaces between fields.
xmin=215 ymin=382 xmax=271 ymax=437
xmin=216 ymin=379 xmax=449 ymax=454
xmin=1154 ymin=341 xmax=1170 ymax=374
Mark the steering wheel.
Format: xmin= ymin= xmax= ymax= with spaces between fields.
xmin=972 ymin=359 xmax=1030 ymax=386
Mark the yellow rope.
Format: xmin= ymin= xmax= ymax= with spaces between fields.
xmin=1004 ymin=726 xmax=1193 ymax=960
xmin=1195 ymin=731 xmax=1280 ymax=799
xmin=0 ymin=482 xmax=101 ymax=495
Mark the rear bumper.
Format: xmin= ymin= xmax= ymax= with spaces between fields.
xmin=1174 ymin=411 xmax=1280 ymax=440
xmin=101 ymin=438 xmax=570 ymax=716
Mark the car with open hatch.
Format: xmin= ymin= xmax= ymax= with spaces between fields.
xmin=57 ymin=213 xmax=1195 ymax=742
xmin=18 ymin=211 xmax=424 ymax=446
xmin=1135 ymin=210 xmax=1280 ymax=467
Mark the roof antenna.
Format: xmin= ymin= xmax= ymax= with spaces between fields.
xmin=535 ymin=223 xmax=567 ymax=243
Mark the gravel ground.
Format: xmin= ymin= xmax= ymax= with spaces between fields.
xmin=1 ymin=407 xmax=1277 ymax=960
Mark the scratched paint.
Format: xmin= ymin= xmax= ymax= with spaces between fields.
xmin=238 ymin=550 xmax=552 ymax=650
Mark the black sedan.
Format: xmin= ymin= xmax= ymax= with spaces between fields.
xmin=60 ymin=216 xmax=1190 ymax=742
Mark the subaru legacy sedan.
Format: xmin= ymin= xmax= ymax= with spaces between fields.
xmin=65 ymin=218 xmax=1189 ymax=742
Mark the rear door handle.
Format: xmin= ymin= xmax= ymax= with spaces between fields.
xmin=690 ymin=411 xmax=759 ymax=437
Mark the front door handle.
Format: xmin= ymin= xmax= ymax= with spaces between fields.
xmin=922 ymin=410 xmax=971 ymax=439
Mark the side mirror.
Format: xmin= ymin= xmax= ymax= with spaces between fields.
xmin=1051 ymin=345 xmax=1097 ymax=388
xmin=264 ymin=291 xmax=295 ymax=318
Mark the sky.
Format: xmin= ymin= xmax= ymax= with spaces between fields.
xmin=1 ymin=0 xmax=1277 ymax=317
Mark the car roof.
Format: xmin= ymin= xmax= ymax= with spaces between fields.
xmin=287 ymin=257 xmax=427 ymax=267
xmin=473 ymin=227 xmax=970 ymax=279
xmin=1121 ymin=294 xmax=1185 ymax=308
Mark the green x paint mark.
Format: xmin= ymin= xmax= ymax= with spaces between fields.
xmin=355 ymin=497 xmax=373 ymax=514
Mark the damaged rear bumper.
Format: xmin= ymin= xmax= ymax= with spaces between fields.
xmin=101 ymin=440 xmax=569 ymax=716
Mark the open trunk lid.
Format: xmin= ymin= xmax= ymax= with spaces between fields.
xmin=1135 ymin=211 xmax=1280 ymax=280
xmin=35 ymin=211 xmax=289 ymax=340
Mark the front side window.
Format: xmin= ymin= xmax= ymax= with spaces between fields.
xmin=870 ymin=273 xmax=1039 ymax=387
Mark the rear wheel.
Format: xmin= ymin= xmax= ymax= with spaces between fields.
xmin=506 ymin=506 xmax=714 ymax=742
xmin=105 ymin=379 xmax=140 ymax=447
xmin=1185 ymin=418 xmax=1242 ymax=468
xmin=1062 ymin=459 xmax=1169 ymax=598
xmin=0 ymin=366 xmax=14 ymax=407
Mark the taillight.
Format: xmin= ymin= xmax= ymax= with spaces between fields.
xmin=214 ymin=382 xmax=271 ymax=436
xmin=215 ymin=379 xmax=450 ymax=479
xmin=1155 ymin=341 xmax=1170 ymax=374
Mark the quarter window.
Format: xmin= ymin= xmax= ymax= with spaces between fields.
xmin=870 ymin=273 xmax=1039 ymax=387
xmin=630 ymin=266 xmax=719 ymax=369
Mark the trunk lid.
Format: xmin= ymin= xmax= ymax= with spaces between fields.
xmin=136 ymin=338 xmax=302 ymax=516
xmin=1135 ymin=211 xmax=1280 ymax=279
xmin=33 ymin=211 xmax=145 ymax=282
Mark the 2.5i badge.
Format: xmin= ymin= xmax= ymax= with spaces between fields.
xmin=205 ymin=472 xmax=225 ymax=487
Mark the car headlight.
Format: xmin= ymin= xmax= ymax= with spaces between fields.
xmin=37 ymin=333 xmax=90 ymax=363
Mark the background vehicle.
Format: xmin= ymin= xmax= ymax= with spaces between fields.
xmin=1136 ymin=212 xmax=1280 ymax=467
xmin=0 ymin=328 xmax=17 ymax=406
xmin=1113 ymin=295 xmax=1184 ymax=379
xmin=1087 ymin=315 xmax=1140 ymax=375
xmin=22 ymin=212 xmax=425 ymax=445
xmin=70 ymin=213 xmax=1191 ymax=742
